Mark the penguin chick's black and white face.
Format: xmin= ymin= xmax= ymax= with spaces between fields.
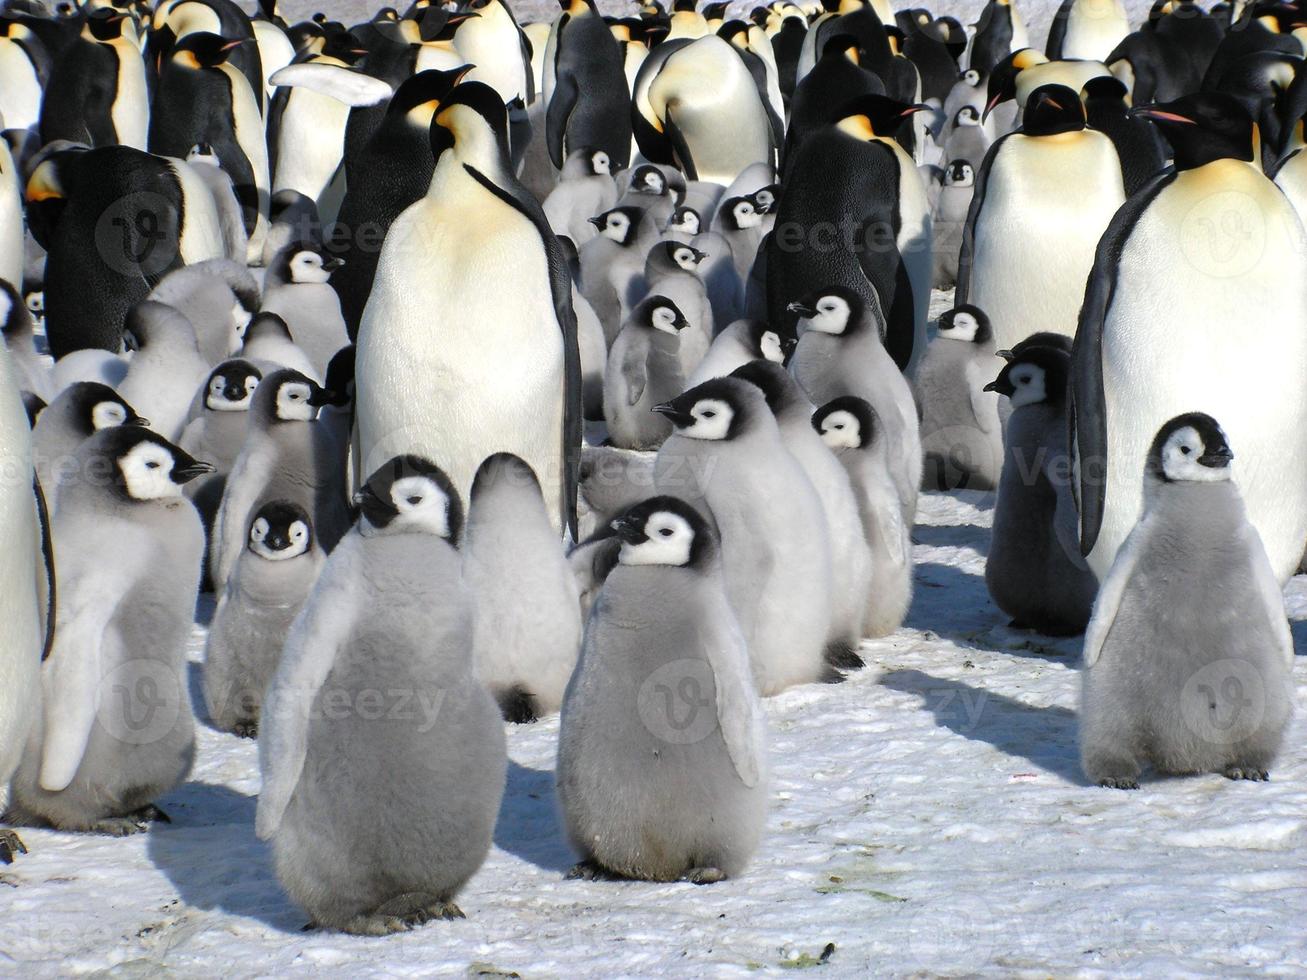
xmin=248 ymin=501 xmax=313 ymax=560
xmin=186 ymin=142 xmax=219 ymax=167
xmin=667 ymin=206 xmax=700 ymax=236
xmin=589 ymin=149 xmax=612 ymax=175
xmin=205 ymin=361 xmax=261 ymax=412
xmin=356 ymin=455 xmax=463 ymax=540
xmin=274 ymin=377 xmax=327 ymax=422
xmin=669 ymin=243 xmax=706 ymax=272
xmin=955 ymin=104 xmax=980 ymax=126
xmin=937 ymin=304 xmax=991 ymax=344
xmin=68 ymin=383 xmax=147 ymax=434
xmin=945 ymin=160 xmax=974 ymax=187
xmin=643 ymin=296 xmax=689 ymax=334
xmin=724 ymin=196 xmax=762 ymax=230
xmin=288 ymin=248 xmax=341 ymax=284
xmin=788 ymin=289 xmax=857 ymax=335
xmin=812 ymin=396 xmax=875 ymax=451
xmin=631 ymin=165 xmax=666 ymax=196
xmin=752 ymin=186 xmax=779 ymax=214
xmin=590 ymin=206 xmax=641 ymax=245
xmin=1149 ymin=413 xmax=1234 ymax=484
xmin=653 ymin=381 xmax=743 ymax=441
xmin=611 ymin=496 xmax=714 ymax=568
xmin=985 ymin=359 xmax=1046 ymax=408
xmin=106 ymin=430 xmax=213 ymax=502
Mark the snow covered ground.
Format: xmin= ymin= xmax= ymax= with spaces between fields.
xmin=4 ymin=487 xmax=1305 ymax=977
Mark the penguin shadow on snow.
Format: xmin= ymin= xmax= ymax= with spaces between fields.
xmin=878 ymin=669 xmax=1085 ymax=785
xmin=911 ymin=522 xmax=992 ymax=553
xmin=1290 ymin=619 xmax=1307 ymax=657
xmin=493 ymin=759 xmax=576 ymax=874
xmin=147 ymin=782 xmax=300 ymax=931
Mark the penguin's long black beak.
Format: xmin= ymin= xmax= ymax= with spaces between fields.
xmin=983 ymin=375 xmax=1014 ymax=396
xmin=306 ymin=383 xmax=334 ymax=407
xmin=128 ymin=414 xmax=151 ymax=427
xmin=1198 ymin=445 xmax=1234 ymax=468
xmin=610 ymin=513 xmax=649 ymax=544
xmin=171 ymin=458 xmax=216 ymax=484
xmin=1129 ymin=105 xmax=1197 ymax=125
xmin=587 ymin=215 xmax=605 ymax=229
xmin=787 ymin=301 xmax=816 ymax=318
xmin=652 ymin=402 xmax=694 ymax=427
xmin=323 ymin=257 xmax=345 ymax=272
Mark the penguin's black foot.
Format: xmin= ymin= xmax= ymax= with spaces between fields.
xmin=0 ymin=830 xmax=27 ymax=864
xmin=497 ymin=686 xmax=539 ymax=725
xmin=1223 ymin=766 xmax=1268 ymax=782
xmin=566 ymin=859 xmax=619 ymax=881
xmin=344 ymin=893 xmax=463 ymax=934
xmin=233 ymin=720 xmax=259 ymax=739
xmin=1097 ymin=776 xmax=1140 ymax=791
xmin=818 ymin=665 xmax=847 ymax=685
xmin=90 ymin=816 xmax=150 ymax=837
xmin=131 ymin=804 xmax=171 ymax=824
xmin=823 ymin=641 xmax=864 ymax=672
xmin=684 ymin=866 xmax=727 ymax=885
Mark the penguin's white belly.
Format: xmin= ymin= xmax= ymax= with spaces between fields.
xmin=111 ymin=45 xmax=149 ymax=150
xmin=1274 ymin=150 xmax=1307 ymax=228
xmin=970 ymin=131 xmax=1124 ymax=352
xmin=884 ymin=138 xmax=933 ymax=371
xmin=416 ymin=45 xmax=465 ymax=74
xmin=0 ymin=142 xmax=24 ymax=290
xmin=665 ymin=88 xmax=772 ymax=185
xmin=357 ymin=189 xmax=565 ymax=526
xmin=0 ymin=45 xmax=41 ymax=131
xmin=1092 ymin=162 xmax=1307 ymax=582
xmin=167 ymin=160 xmax=226 ymax=266
xmin=1063 ymin=0 xmax=1130 ymax=61
xmin=273 ymin=89 xmax=349 ymax=203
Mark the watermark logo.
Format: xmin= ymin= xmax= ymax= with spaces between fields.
xmin=637 ymin=659 xmax=718 ymax=745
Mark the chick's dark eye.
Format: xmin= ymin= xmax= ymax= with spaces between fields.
xmin=1180 ymin=445 xmax=1192 ymax=455
xmin=146 ymin=461 xmax=159 ymax=469
xmin=702 ymin=410 xmax=716 ymax=418
xmin=659 ymin=527 xmax=673 ymax=537
xmin=407 ymin=496 xmax=422 ymax=506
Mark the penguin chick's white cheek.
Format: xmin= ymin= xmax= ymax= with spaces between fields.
xmin=946 ymin=313 xmax=979 ymax=343
xmin=91 ymin=401 xmax=128 ymax=430
xmin=819 ymin=410 xmax=862 ymax=450
xmin=1161 ymin=426 xmax=1232 ymax=483
xmin=673 ymin=247 xmax=701 ymax=271
xmin=733 ymin=202 xmax=761 ymax=228
xmin=680 ymin=399 xmax=733 ymax=440
xmin=592 ymin=151 xmax=611 ymax=175
xmin=120 ymin=442 xmax=184 ymax=499
xmin=760 ymin=332 xmax=785 ymax=363
xmin=289 ymin=251 xmax=332 ymax=284
xmin=276 ymin=382 xmax=317 ymax=421
xmin=1008 ymin=365 xmax=1047 ymax=409
xmin=602 ymin=212 xmax=630 ymax=241
xmin=651 ymin=306 xmax=681 ymax=334
xmin=394 ymin=476 xmax=453 ymax=537
xmin=618 ymin=512 xmax=695 ymax=566
xmin=804 ymin=296 xmax=852 ymax=335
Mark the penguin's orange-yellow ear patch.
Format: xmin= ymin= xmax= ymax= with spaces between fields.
xmin=836 ymin=114 xmax=876 ymax=141
xmin=1013 ymin=49 xmax=1044 ymax=70
xmin=176 ymin=49 xmax=202 ymax=70
xmin=26 ymin=164 xmax=63 ymax=203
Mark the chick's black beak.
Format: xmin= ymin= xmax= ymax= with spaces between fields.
xmin=587 ymin=215 xmax=605 ymax=228
xmin=787 ymin=302 xmax=816 ymax=318
xmin=306 ymin=383 xmax=334 ymax=407
xmin=652 ymin=402 xmax=694 ymax=427
xmin=983 ymin=374 xmax=1014 ymax=396
xmin=172 ymin=457 xmax=215 ymax=484
xmin=354 ymin=483 xmax=398 ymax=517
xmin=610 ymin=513 xmax=648 ymax=544
xmin=323 ymin=257 xmax=345 ymax=272
xmin=1198 ymin=446 xmax=1234 ymax=468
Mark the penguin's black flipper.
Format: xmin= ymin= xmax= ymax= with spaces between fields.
xmin=1070 ymin=168 xmax=1176 ymax=557
xmin=1045 ymin=0 xmax=1073 ymax=59
xmin=662 ymin=112 xmax=699 ymax=181
xmin=34 ymin=476 xmax=55 ymax=663
xmin=544 ymin=70 xmax=578 ymax=169
xmin=954 ymin=131 xmax=1011 ymax=305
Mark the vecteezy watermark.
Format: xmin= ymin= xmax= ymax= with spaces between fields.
xmin=1179 ymin=659 xmax=1267 ymax=745
xmin=637 ymin=659 xmax=719 ymax=746
xmin=263 ymin=684 xmax=449 ymax=736
xmin=96 ymin=659 xmax=184 ymax=747
xmin=93 ymin=191 xmax=180 ymax=278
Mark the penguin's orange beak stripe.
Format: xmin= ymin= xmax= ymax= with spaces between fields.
xmin=1137 ymin=109 xmax=1196 ymax=125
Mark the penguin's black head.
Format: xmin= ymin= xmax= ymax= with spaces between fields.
xmin=172 ymin=32 xmax=246 ymax=69
xmin=1021 ymin=84 xmax=1086 ymax=136
xmin=936 ymin=304 xmax=992 ymax=344
xmin=388 ymin=65 xmax=475 ymax=121
xmin=323 ymin=345 xmax=355 ymax=407
xmin=944 ymin=159 xmax=974 ymax=186
xmin=270 ymin=241 xmax=342 ymax=285
xmin=666 ymin=205 xmax=700 ymax=236
xmin=589 ymin=205 xmax=645 ymax=245
xmin=995 ymin=331 xmax=1073 ymax=361
xmin=954 ymin=104 xmax=981 ymax=127
xmin=729 ymin=359 xmax=804 ymax=418
xmin=820 ymin=32 xmax=860 ymax=64
xmin=356 ymin=454 xmax=464 ymax=542
xmin=833 ymin=94 xmax=932 ymax=139
xmin=64 ymin=382 xmax=149 ymax=436
xmin=983 ymin=47 xmax=1045 ymax=120
xmin=721 ymin=195 xmax=762 ymax=231
xmin=629 ymin=164 xmax=668 ymax=196
xmin=1130 ymin=94 xmax=1255 ymax=169
xmin=1081 ymin=75 xmax=1129 ymax=106
xmin=85 ymin=7 xmax=128 ymax=41
xmin=256 ymin=368 xmax=332 ymax=424
xmin=611 ymin=495 xmax=717 ymax=569
xmin=92 ymin=426 xmax=213 ymax=502
xmin=983 ymin=345 xmax=1069 ymax=409
xmin=745 ymin=320 xmax=796 ymax=364
xmin=702 ymin=1 xmax=729 ymax=20
xmin=787 ymin=285 xmax=866 ymax=337
xmin=653 ymin=240 xmax=707 ymax=274
xmin=1147 ymin=412 xmax=1234 ymax=484
xmin=248 ymin=500 xmax=314 ymax=560
xmin=635 ymin=294 xmax=690 ymax=334
xmin=205 ymin=359 xmax=262 ymax=412
xmin=717 ymin=19 xmax=749 ymax=45
xmin=319 ymin=29 xmax=368 ymax=63
xmin=244 ymin=311 xmax=296 ymax=345
xmin=652 ymin=376 xmax=758 ymax=441
xmin=429 ymin=80 xmax=510 ymax=167
xmin=0 ymin=278 xmax=32 ymax=340
xmin=812 ymin=395 xmax=877 ymax=451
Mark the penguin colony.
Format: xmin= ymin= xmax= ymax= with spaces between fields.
xmin=0 ymin=0 xmax=1300 ymax=935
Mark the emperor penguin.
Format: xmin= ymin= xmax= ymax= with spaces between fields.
xmin=7 ymin=427 xmax=211 ymax=835
xmin=958 ymin=84 xmax=1124 ymax=352
xmin=543 ymin=148 xmax=619 ymax=246
xmin=970 ymin=0 xmax=1029 ymax=76
xmin=546 ymin=0 xmax=633 ymax=172
xmin=204 ymin=499 xmax=323 ymax=738
xmin=39 ymin=10 xmax=148 ymax=150
xmin=211 ymin=369 xmax=348 ymax=589
xmin=1 ymin=279 xmax=50 ymax=401
xmin=942 ymin=107 xmax=992 ymax=173
xmin=257 ymin=456 xmax=506 ymax=933
xmin=787 ymin=286 xmax=922 ymax=525
xmin=983 ymin=49 xmax=1111 ymax=123
xmin=463 ymin=453 xmax=583 ymax=723
xmin=0 ymin=137 xmax=23 ymax=296
xmin=984 ymin=344 xmax=1097 ymax=635
xmin=812 ymin=396 xmax=913 ymax=637
xmin=604 ymin=294 xmax=690 ymax=451
xmin=356 ymin=82 xmax=582 ymax=536
xmin=914 ymin=304 xmax=1004 ymax=491
xmin=731 ymin=360 xmax=873 ymax=655
xmin=146 ymin=257 xmax=260 ymax=366
xmin=642 ymin=241 xmax=714 ymax=375
xmin=0 ymin=345 xmax=48 ymax=862
xmin=766 ymin=94 xmax=932 ymax=372
xmin=116 ymin=302 xmax=212 ymax=443
xmin=1080 ymin=76 xmax=1167 ymax=196
xmin=259 ymin=242 xmax=349 ymax=378
xmin=33 ymin=382 xmax=147 ymax=510
xmin=1046 ymin=0 xmax=1129 ymax=62
xmin=1072 ymin=94 xmax=1307 ymax=584
xmin=686 ymin=319 xmax=792 ymax=388
xmin=652 ymin=378 xmax=837 ymax=695
xmin=617 ymin=163 xmax=682 ymax=231
xmin=1080 ymin=413 xmax=1295 ymax=789
xmin=179 ymin=359 xmax=262 ymax=537
xmin=556 ymin=495 xmax=767 ymax=884
xmin=0 ymin=16 xmax=48 ymax=135
xmin=148 ymin=32 xmax=271 ymax=265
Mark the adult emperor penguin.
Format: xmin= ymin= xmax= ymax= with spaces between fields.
xmin=149 ymin=32 xmax=271 ymax=265
xmin=652 ymin=378 xmax=837 ymax=695
xmin=557 ymin=495 xmax=767 ymax=884
xmin=1046 ymin=0 xmax=1129 ymax=62
xmin=0 ymin=16 xmax=48 ymax=135
xmin=984 ymin=344 xmax=1097 ymax=635
xmin=969 ymin=0 xmax=1028 ymax=75
xmin=204 ymin=499 xmax=323 ymax=737
xmin=0 ymin=138 xmax=23 ymax=297
xmin=39 ymin=9 xmax=148 ymax=150
xmin=7 ymin=427 xmax=210 ymax=835
xmin=1080 ymin=413 xmax=1294 ymax=789
xmin=604 ymin=294 xmax=689 ymax=451
xmin=356 ymin=81 xmax=582 ymax=536
xmin=0 ymin=345 xmax=48 ymax=863
xmin=1081 ymin=76 xmax=1167 ymax=196
xmin=958 ymin=84 xmax=1125 ymax=352
xmin=546 ymin=0 xmax=633 ymax=172
xmin=1072 ymin=94 xmax=1307 ymax=584
xmin=463 ymin=453 xmax=582 ymax=723
xmin=257 ymin=456 xmax=506 ymax=933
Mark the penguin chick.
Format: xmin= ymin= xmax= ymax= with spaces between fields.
xmin=145 ymin=259 xmax=260 ymax=368
xmin=257 ymin=456 xmax=506 ymax=934
xmin=576 ymin=444 xmax=658 ymax=542
xmin=116 ymin=302 xmax=212 ymax=442
xmin=686 ymin=319 xmax=793 ymax=387
xmin=916 ymin=304 xmax=1004 ymax=491
xmin=578 ymin=204 xmax=655 ymax=345
xmin=653 ymin=378 xmax=836 ymax=695
xmin=1080 ymin=414 xmax=1294 ymax=789
xmin=984 ymin=345 xmax=1098 ymax=635
xmin=930 ymin=159 xmax=974 ymax=290
xmin=32 ymin=382 xmax=148 ymax=510
xmin=813 ymin=397 xmax=914 ymax=637
xmin=7 ymin=427 xmax=211 ymax=834
xmin=260 ymin=242 xmax=350 ymax=378
xmin=1 ymin=278 xmax=50 ymax=400
xmin=238 ymin=312 xmax=321 ymax=382
xmin=557 ymin=495 xmax=766 ymax=884
xmin=543 ymin=148 xmax=619 ymax=247
xmin=642 ymin=240 xmax=714 ymax=376
xmin=463 ymin=454 xmax=583 ymax=723
xmin=604 ymin=294 xmax=689 ymax=451
xmin=204 ymin=500 xmax=324 ymax=738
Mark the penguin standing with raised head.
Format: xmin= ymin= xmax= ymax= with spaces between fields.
xmin=546 ymin=0 xmax=633 ymax=173
xmin=259 ymin=241 xmax=349 ymax=378
xmin=604 ymin=294 xmax=689 ymax=451
xmin=179 ymin=359 xmax=262 ymax=535
xmin=257 ymin=456 xmax=506 ymax=933
xmin=39 ymin=9 xmax=148 ymax=150
xmin=1080 ymin=413 xmax=1294 ymax=789
xmin=115 ymin=302 xmax=212 ymax=443
xmin=930 ymin=159 xmax=975 ymax=289
xmin=33 ymin=383 xmax=148 ymax=511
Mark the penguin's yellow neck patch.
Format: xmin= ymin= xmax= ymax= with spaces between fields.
xmin=611 ymin=24 xmax=631 ymax=41
xmin=26 ymin=166 xmax=62 ymax=203
xmin=836 ymin=115 xmax=876 ymax=141
xmin=1013 ymin=48 xmax=1047 ymax=70
xmin=175 ymin=50 xmax=202 ymax=70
